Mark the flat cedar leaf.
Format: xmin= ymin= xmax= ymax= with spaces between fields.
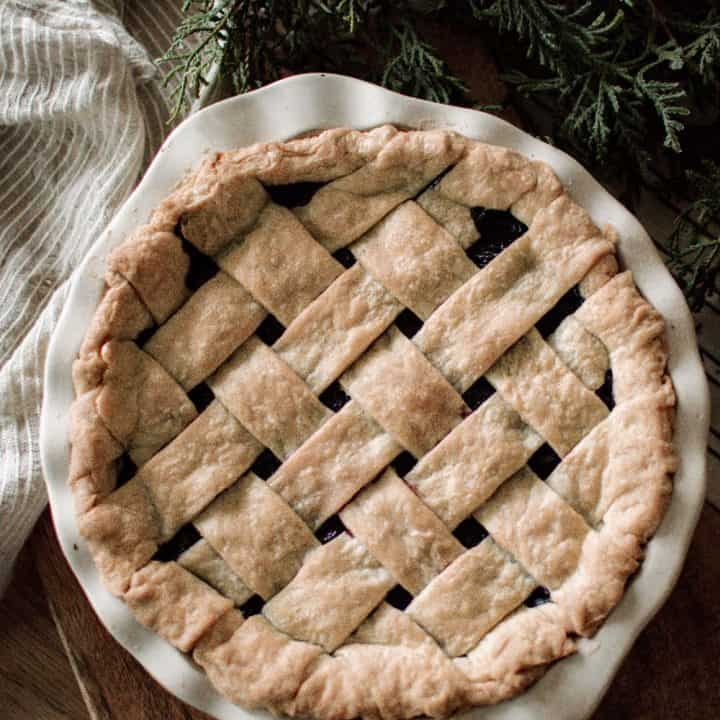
xmin=665 ymin=161 xmax=720 ymax=309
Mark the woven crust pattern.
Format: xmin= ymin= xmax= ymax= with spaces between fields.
xmin=69 ymin=126 xmax=676 ymax=720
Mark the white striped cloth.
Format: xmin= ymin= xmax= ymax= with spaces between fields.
xmin=0 ymin=0 xmax=185 ymax=592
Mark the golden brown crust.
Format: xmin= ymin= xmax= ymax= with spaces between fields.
xmin=267 ymin=400 xmax=401 ymax=530
xmin=125 ymin=561 xmax=233 ymax=652
xmin=340 ymin=468 xmax=464 ymax=595
xmin=218 ymin=204 xmax=343 ymax=325
xmin=69 ymin=126 xmax=675 ymax=720
xmin=208 ymin=337 xmax=332 ymax=460
xmin=107 ymin=227 xmax=189 ymax=324
xmin=143 ymin=271 xmax=266 ymax=391
xmin=195 ymin=473 xmax=319 ymax=600
xmin=340 ymin=327 xmax=469 ymax=457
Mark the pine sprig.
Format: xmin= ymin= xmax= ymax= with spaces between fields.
xmin=666 ymin=10 xmax=720 ymax=85
xmin=635 ymin=63 xmax=691 ymax=152
xmin=473 ymin=0 xmax=705 ymax=168
xmin=160 ymin=0 xmax=242 ymax=119
xmin=380 ymin=19 xmax=467 ymax=103
xmin=157 ymin=1 xmax=465 ymax=121
xmin=665 ymin=161 xmax=720 ymax=310
xmin=471 ymin=1 xmax=625 ymax=75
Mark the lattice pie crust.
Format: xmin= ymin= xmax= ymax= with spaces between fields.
xmin=69 ymin=126 xmax=676 ymax=719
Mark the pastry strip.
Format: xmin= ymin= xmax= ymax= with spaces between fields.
xmin=578 ymin=250 xmax=618 ymax=298
xmin=78 ymin=477 xmax=160 ymax=596
xmin=125 ymin=561 xmax=233 ymax=652
xmin=192 ymin=608 xmax=245 ymax=665
xmin=407 ymin=394 xmax=543 ymax=528
xmin=349 ymin=603 xmax=439 ymax=648
xmin=144 ymin=271 xmax=266 ymax=391
xmin=295 ymin=635 xmax=466 ymax=720
xmin=181 ymin=175 xmax=268 ymax=256
xmin=341 ymin=327 xmax=469 ymax=457
xmin=546 ymin=316 xmax=609 ymax=390
xmin=69 ymin=472 xmax=117 ymax=517
xmin=294 ymin=129 xmax=464 ymax=251
xmin=275 ymin=265 xmax=402 ymax=394
xmin=476 ymin=470 xmax=644 ymax=636
xmin=91 ymin=341 xmax=198 ymax=466
xmin=339 ymin=469 xmax=464 ymax=594
xmin=351 ymin=201 xmax=476 ymax=319
xmin=407 ymin=539 xmax=535 ymax=656
xmin=262 ymin=533 xmax=394 ymax=652
xmin=510 ymin=161 xmax=564 ymax=226
xmin=178 ymin=540 xmax=255 ymax=607
xmin=416 ymin=187 xmax=479 ymax=249
xmin=457 ymin=604 xmax=575 ymax=704
xmin=195 ymin=474 xmax=319 ymax=600
xmin=76 ymin=276 xmax=152 ymax=382
xmin=485 ymin=328 xmax=609 ymax=456
xmin=107 ymin=227 xmax=189 ymax=324
xmin=475 ymin=468 xmax=591 ymax=590
xmin=414 ymin=195 xmax=614 ymax=392
xmin=218 ymin=204 xmax=343 ymax=325
xmin=437 ymin=143 xmax=537 ymax=210
xmin=194 ymin=615 xmax=323 ymax=713
xmin=574 ymin=272 xmax=669 ymax=403
xmin=209 ymin=337 xmax=332 ymax=459
xmin=546 ymin=393 xmax=675 ymax=546
xmin=68 ymin=389 xmax=123 ymax=486
xmin=140 ymin=400 xmax=262 ymax=542
xmin=268 ymin=400 xmax=400 ymax=530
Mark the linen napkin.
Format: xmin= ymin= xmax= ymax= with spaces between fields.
xmin=0 ymin=0 xmax=183 ymax=592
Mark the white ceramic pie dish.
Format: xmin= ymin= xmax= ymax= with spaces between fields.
xmin=40 ymin=73 xmax=709 ymax=720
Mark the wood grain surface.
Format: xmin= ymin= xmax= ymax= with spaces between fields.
xmin=1 ymin=506 xmax=718 ymax=720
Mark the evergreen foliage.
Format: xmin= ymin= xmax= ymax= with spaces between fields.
xmin=159 ymin=0 xmax=720 ymax=308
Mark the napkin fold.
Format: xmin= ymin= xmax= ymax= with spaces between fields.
xmin=0 ymin=0 xmax=182 ymax=592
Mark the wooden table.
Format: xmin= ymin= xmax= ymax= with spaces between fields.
xmin=1 ymin=506 xmax=718 ymax=719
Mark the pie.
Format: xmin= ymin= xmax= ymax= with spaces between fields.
xmin=69 ymin=126 xmax=676 ymax=719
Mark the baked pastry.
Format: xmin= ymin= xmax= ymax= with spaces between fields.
xmin=69 ymin=126 xmax=676 ymax=719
